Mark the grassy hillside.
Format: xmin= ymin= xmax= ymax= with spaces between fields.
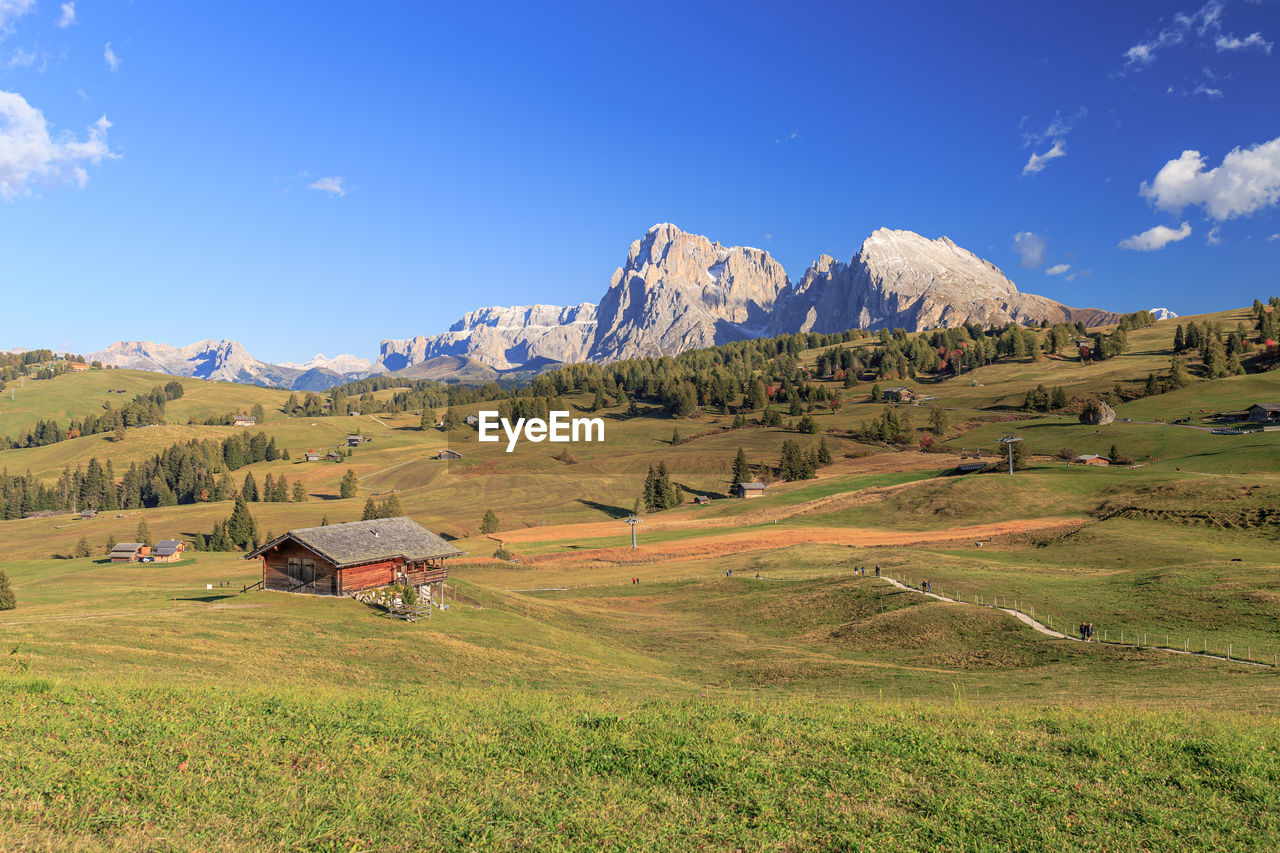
xmin=3 ymin=305 xmax=1280 ymax=848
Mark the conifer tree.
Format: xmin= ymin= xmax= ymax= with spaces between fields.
xmin=339 ymin=469 xmax=358 ymax=499
xmin=730 ymin=448 xmax=750 ymax=490
xmin=362 ymin=498 xmax=379 ymax=521
xmin=242 ymin=471 xmax=259 ymax=502
xmin=135 ymin=518 xmax=152 ymax=547
xmin=292 ymin=481 xmax=306 ymax=502
xmin=817 ymin=437 xmax=832 ymax=466
xmin=481 ymin=509 xmax=501 ymax=534
xmin=0 ymin=569 xmax=15 ymax=610
xmin=380 ymin=494 xmax=404 ymax=517
xmin=262 ymin=474 xmax=275 ymax=503
xmin=75 ymin=536 xmax=91 ymax=558
xmin=928 ymin=404 xmax=949 ymax=436
xmin=225 ymin=498 xmax=259 ymax=550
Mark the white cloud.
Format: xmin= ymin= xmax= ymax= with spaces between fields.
xmin=1123 ymin=1 xmax=1231 ymax=67
xmin=1216 ymin=32 xmax=1272 ymax=53
xmin=1119 ymin=222 xmax=1192 ymax=251
xmin=56 ymin=2 xmax=75 ymax=28
xmin=1065 ymin=268 xmax=1092 ymax=282
xmin=1023 ymin=108 xmax=1086 ymax=147
xmin=0 ymin=0 xmax=35 ymax=35
xmin=1023 ymin=141 xmax=1066 ymax=175
xmin=1012 ymin=231 xmax=1047 ymax=268
xmin=1140 ymin=135 xmax=1280 ymax=220
xmin=7 ymin=45 xmax=33 ymax=68
xmin=307 ymin=176 xmax=345 ymax=197
xmin=1206 ymin=225 xmax=1222 ymax=245
xmin=1193 ymin=83 xmax=1223 ymax=98
xmin=1269 ymin=233 xmax=1280 ymax=242
xmin=1045 ymin=263 xmax=1070 ymax=275
xmin=0 ymin=90 xmax=115 ymax=199
xmin=103 ymin=42 xmax=120 ymax=72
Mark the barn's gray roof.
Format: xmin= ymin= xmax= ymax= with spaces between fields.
xmin=246 ymin=517 xmax=462 ymax=567
xmin=739 ymin=482 xmax=766 ymax=490
xmin=110 ymin=542 xmax=143 ymax=554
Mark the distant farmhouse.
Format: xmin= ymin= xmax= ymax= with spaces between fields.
xmin=1074 ymin=454 xmax=1110 ymax=466
xmin=735 ymin=482 xmax=766 ymax=499
xmin=246 ymin=517 xmax=462 ymax=597
xmin=464 ymin=414 xmax=480 ymax=427
xmin=1246 ymin=403 xmax=1280 ymax=424
xmin=303 ymin=451 xmax=322 ymax=462
xmin=151 ymin=540 xmax=187 ymax=562
xmin=436 ymin=449 xmax=463 ymax=460
xmin=232 ymin=415 xmax=257 ymax=427
xmin=347 ymin=435 xmax=369 ymax=446
xmin=109 ymin=542 xmax=146 ymax=563
xmin=883 ymin=386 xmax=915 ymax=403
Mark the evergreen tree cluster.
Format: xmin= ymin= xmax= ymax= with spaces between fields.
xmin=641 ymin=463 xmax=681 ymax=511
xmin=362 ymin=494 xmax=405 ymax=520
xmin=0 ymin=429 xmax=280 ymax=519
xmin=777 ymin=438 xmax=831 ymax=481
xmin=858 ymin=406 xmax=917 ymax=444
xmin=194 ymin=499 xmax=260 ymax=552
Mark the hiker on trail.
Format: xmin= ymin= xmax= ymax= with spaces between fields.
xmin=1080 ymin=622 xmax=1088 ymax=642
xmin=875 ymin=566 xmax=880 ymax=577
xmin=1086 ymin=623 xmax=1095 ymax=642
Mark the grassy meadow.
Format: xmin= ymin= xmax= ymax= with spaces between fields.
xmin=3 ymin=306 xmax=1280 ymax=848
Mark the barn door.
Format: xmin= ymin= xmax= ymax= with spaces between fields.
xmin=299 ymin=559 xmax=315 ymax=594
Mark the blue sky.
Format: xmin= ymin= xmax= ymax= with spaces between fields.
xmin=1 ymin=0 xmax=1278 ymax=363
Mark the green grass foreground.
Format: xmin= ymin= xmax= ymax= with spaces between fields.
xmin=2 ymin=677 xmax=1278 ymax=852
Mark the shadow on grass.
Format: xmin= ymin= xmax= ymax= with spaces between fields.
xmin=577 ymin=499 xmax=633 ymax=519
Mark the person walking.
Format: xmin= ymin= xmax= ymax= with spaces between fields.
xmin=874 ymin=566 xmax=880 ymax=577
xmin=1080 ymin=622 xmax=1088 ymax=642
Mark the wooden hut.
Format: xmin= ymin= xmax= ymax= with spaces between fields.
xmin=245 ymin=517 xmax=462 ymax=596
xmin=152 ymin=540 xmax=186 ymax=562
xmin=109 ymin=542 xmax=146 ymax=563
xmin=735 ymin=482 xmax=766 ymax=499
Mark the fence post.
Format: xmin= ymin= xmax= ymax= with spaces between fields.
xmin=1228 ymin=644 xmax=1232 ymax=661
xmin=1121 ymin=630 xmax=1124 ymax=644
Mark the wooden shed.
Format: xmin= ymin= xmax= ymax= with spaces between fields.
xmin=152 ymin=539 xmax=186 ymax=562
xmin=735 ymin=482 xmax=766 ymax=498
xmin=1246 ymin=403 xmax=1280 ymax=423
xmin=1074 ymin=454 xmax=1110 ymax=466
xmin=436 ymin=449 xmax=463 ymax=460
xmin=109 ymin=542 xmax=147 ymax=563
xmin=246 ymin=517 xmax=462 ymax=596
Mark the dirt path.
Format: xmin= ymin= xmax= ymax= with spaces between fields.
xmin=523 ymin=517 xmax=1084 ymax=567
xmin=877 ymin=575 xmax=1272 ymax=668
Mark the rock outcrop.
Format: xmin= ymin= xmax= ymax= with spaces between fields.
xmin=771 ymin=228 xmax=1119 ymax=334
xmin=586 ymin=223 xmax=789 ymax=360
xmin=376 ymin=304 xmax=596 ymax=372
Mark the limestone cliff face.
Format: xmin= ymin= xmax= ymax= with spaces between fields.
xmin=772 ymin=228 xmax=1120 ymax=334
xmin=586 ymin=223 xmax=789 ymax=361
xmin=90 ymin=225 xmax=1122 ymax=387
xmin=376 ymin=303 xmax=597 ymax=372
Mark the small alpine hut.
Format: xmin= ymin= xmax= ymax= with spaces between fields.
xmin=246 ymin=517 xmax=462 ymax=597
xmin=735 ymin=482 xmax=766 ymax=499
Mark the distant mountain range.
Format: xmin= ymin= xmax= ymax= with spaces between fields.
xmin=88 ymin=224 xmax=1137 ymax=390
